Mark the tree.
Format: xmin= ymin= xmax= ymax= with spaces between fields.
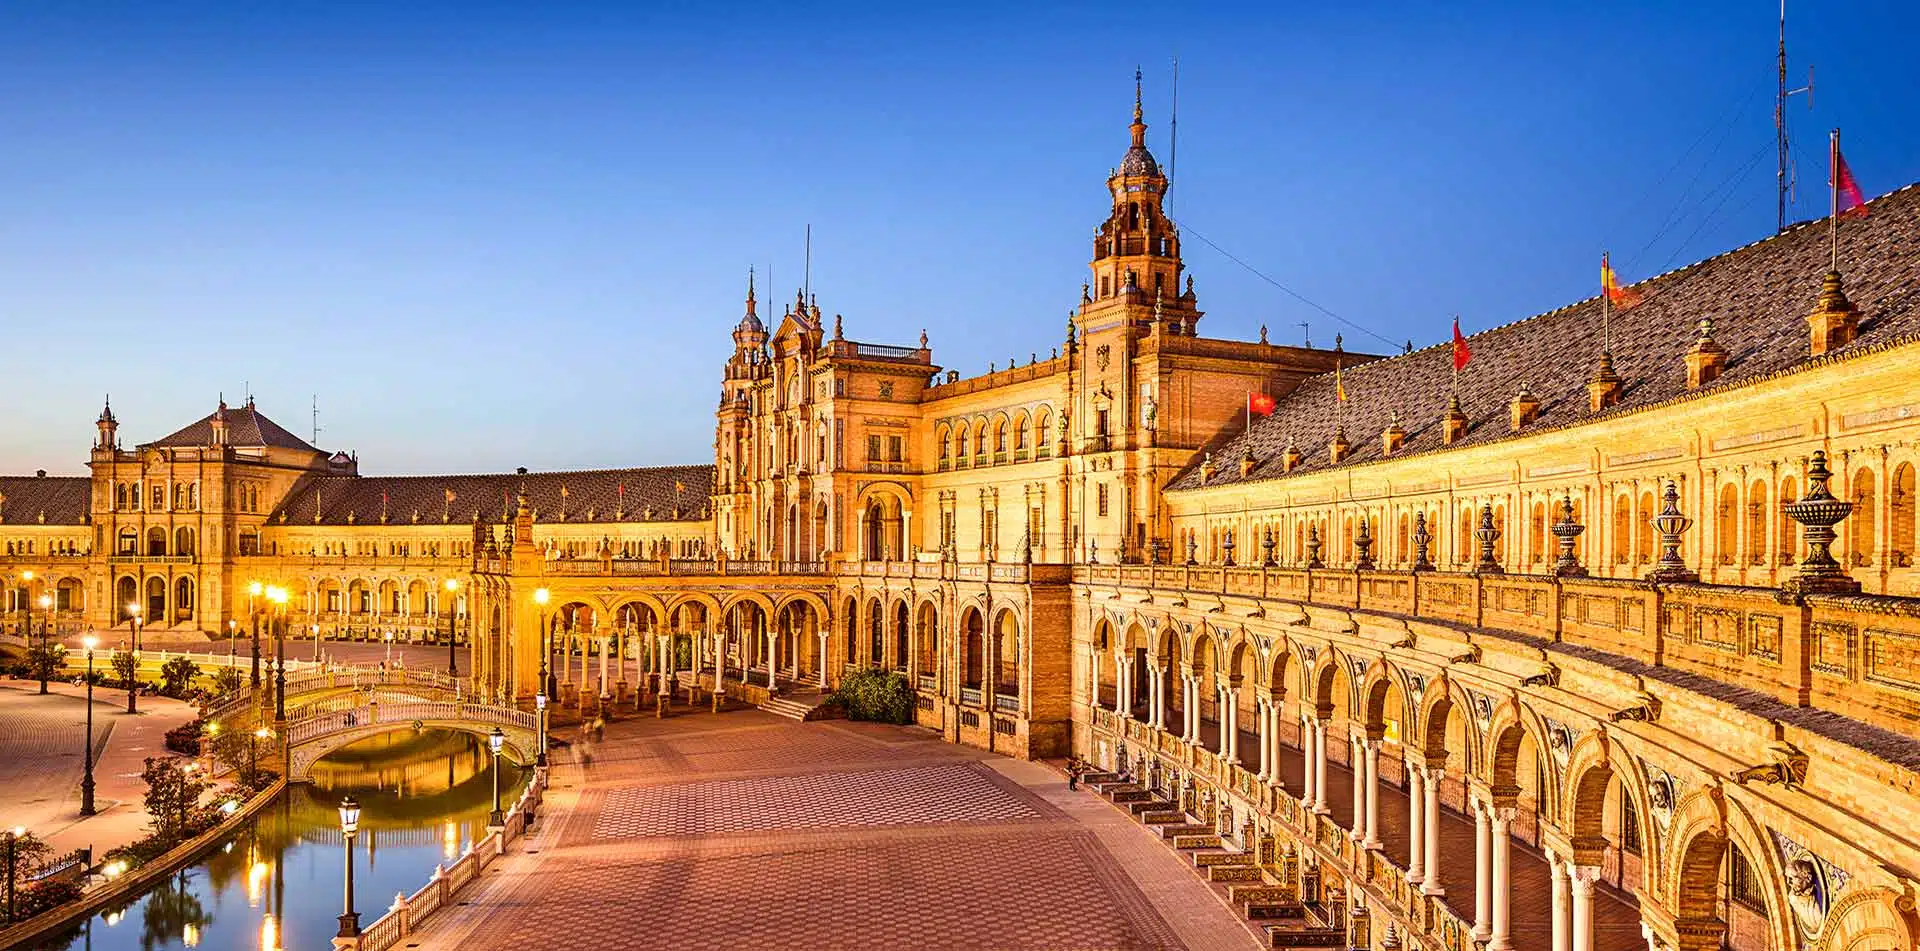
xmin=211 ymin=667 xmax=243 ymax=699
xmin=24 ymin=644 xmax=65 ymax=694
xmin=828 ymin=669 xmax=915 ymax=724
xmin=140 ymin=757 xmax=209 ymax=846
xmin=110 ymin=651 xmax=139 ymax=690
xmin=3 ymin=829 xmax=52 ymax=924
xmin=159 ymin=656 xmax=199 ymax=698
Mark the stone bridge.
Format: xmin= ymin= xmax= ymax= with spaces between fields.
xmin=281 ymin=689 xmax=538 ymax=782
xmin=202 ymin=665 xmax=463 ymax=726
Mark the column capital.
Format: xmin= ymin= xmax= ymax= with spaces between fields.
xmin=1568 ymin=865 xmax=1603 ymax=892
xmin=1494 ymin=805 xmax=1518 ymax=825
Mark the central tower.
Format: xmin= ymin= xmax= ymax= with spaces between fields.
xmin=1086 ymin=71 xmax=1188 ymax=324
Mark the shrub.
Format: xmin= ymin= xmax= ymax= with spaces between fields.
xmin=828 ymin=669 xmax=915 ymax=724
xmin=211 ymin=667 xmax=243 ymax=698
xmin=164 ymin=720 xmax=204 ymax=757
xmin=140 ymin=757 xmax=211 ymax=846
xmin=25 ymin=644 xmax=66 ymax=687
xmin=110 ymin=651 xmax=139 ymax=690
xmin=159 ymin=656 xmax=200 ymax=698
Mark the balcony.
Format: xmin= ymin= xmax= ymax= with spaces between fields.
xmin=108 ymin=554 xmax=193 ymax=565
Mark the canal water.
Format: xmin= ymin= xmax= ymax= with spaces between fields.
xmin=25 ymin=728 xmax=531 ymax=951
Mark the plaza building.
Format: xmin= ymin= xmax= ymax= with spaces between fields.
xmin=5 ymin=86 xmax=1920 ymax=951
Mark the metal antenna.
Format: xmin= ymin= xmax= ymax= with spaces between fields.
xmin=1776 ymin=0 xmax=1814 ymax=233
xmin=1297 ymin=321 xmax=1311 ymax=349
xmin=311 ymin=395 xmax=322 ymax=445
xmin=803 ymin=224 xmax=812 ymax=308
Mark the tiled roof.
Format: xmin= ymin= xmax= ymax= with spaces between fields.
xmin=0 ymin=475 xmax=90 ymax=526
xmin=267 ymin=465 xmax=715 ymax=526
xmin=142 ymin=402 xmax=320 ymax=453
xmin=1172 ymin=183 xmax=1920 ymax=491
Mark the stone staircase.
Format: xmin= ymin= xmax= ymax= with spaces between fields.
xmin=755 ymin=690 xmax=843 ymax=722
xmin=1085 ymin=776 xmax=1345 ymax=948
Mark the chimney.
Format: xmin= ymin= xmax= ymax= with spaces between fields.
xmin=1587 ymin=351 xmax=1623 ymax=411
xmin=1199 ymin=452 xmax=1217 ymax=482
xmin=1509 ymin=382 xmax=1540 ymax=431
xmin=1239 ymin=446 xmax=1257 ymax=477
xmin=1328 ymin=427 xmax=1351 ymax=465
xmin=1441 ymin=394 xmax=1468 ymax=446
xmin=1381 ymin=411 xmax=1407 ymax=456
xmin=1281 ymin=438 xmax=1302 ymax=473
xmin=1684 ymin=317 xmax=1727 ymax=389
xmin=1807 ymin=270 xmax=1860 ymax=356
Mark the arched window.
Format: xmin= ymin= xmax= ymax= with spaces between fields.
xmin=146 ymin=527 xmax=167 ymax=557
xmin=174 ymin=577 xmax=194 ymax=622
xmin=937 ymin=427 xmax=951 ymax=467
xmin=1716 ymin=484 xmax=1739 ymax=566
xmin=1852 ymin=468 xmax=1878 ymax=567
xmin=1746 ymin=480 xmax=1769 ymax=567
xmin=1893 ymin=464 xmax=1916 ymax=568
xmin=961 ymin=609 xmax=984 ymax=690
xmin=1036 ymin=409 xmax=1052 ymax=454
xmin=992 ymin=419 xmax=1006 ymax=454
xmin=174 ymin=527 xmax=194 ymax=558
xmin=1778 ymin=477 xmax=1799 ymax=564
xmin=1636 ymin=491 xmax=1655 ymax=564
xmin=995 ymin=610 xmax=1020 ymax=696
xmin=1529 ymin=501 xmax=1547 ymax=566
xmin=1013 ymin=413 xmax=1029 ymax=451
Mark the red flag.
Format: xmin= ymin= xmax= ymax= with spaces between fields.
xmin=1601 ymin=252 xmax=1643 ymax=310
xmin=1835 ymin=147 xmax=1867 ymax=219
xmin=1248 ymin=393 xmax=1277 ymax=416
xmin=1451 ymin=317 xmax=1471 ymax=371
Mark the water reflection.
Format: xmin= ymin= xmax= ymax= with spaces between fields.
xmin=27 ymin=728 xmax=529 ymax=951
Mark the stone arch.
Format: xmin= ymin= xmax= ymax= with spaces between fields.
xmin=1484 ymin=698 xmax=1559 ymax=817
xmin=1309 ymin=651 xmax=1348 ymax=718
xmin=1656 ymin=787 xmax=1736 ymax=951
xmin=1266 ymin=641 xmax=1294 ymax=700
xmin=1813 ymin=886 xmax=1918 ymax=951
xmin=1416 ymin=674 xmax=1479 ymax=772
xmin=773 ymin=590 xmax=831 ymax=619
xmin=611 ymin=593 xmax=670 ymax=623
xmin=722 ymin=590 xmax=777 ymax=616
xmin=1564 ymin=731 xmax=1623 ymax=865
xmin=959 ymin=605 xmax=985 ymax=689
xmin=1360 ymin=658 xmax=1399 ymax=736
xmin=992 ymin=607 xmax=1020 ymax=694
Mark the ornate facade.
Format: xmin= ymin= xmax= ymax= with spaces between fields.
xmin=5 ymin=87 xmax=1919 ymax=951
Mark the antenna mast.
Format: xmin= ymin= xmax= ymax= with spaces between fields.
xmin=1776 ymin=0 xmax=1814 ymax=233
xmin=803 ymin=224 xmax=812 ymax=308
xmin=1168 ymin=55 xmax=1179 ymax=203
xmin=311 ymin=395 xmax=322 ymax=445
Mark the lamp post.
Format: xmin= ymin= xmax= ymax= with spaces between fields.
xmin=265 ymin=587 xmax=288 ymax=726
xmin=247 ymin=581 xmax=263 ymax=690
xmin=487 ymin=727 xmax=506 ymax=827
xmin=36 ymin=592 xmax=52 ymax=695
xmin=443 ymin=579 xmax=460 ymax=677
xmin=336 ymin=796 xmax=361 ymax=938
xmin=124 ymin=604 xmax=141 ymax=715
xmin=533 ymin=588 xmax=552 ymax=701
xmin=80 ymin=635 xmax=97 ymax=815
xmin=18 ymin=570 xmax=32 ymax=650
xmin=534 ymin=693 xmax=548 ymax=768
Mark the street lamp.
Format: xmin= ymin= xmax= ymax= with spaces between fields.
xmin=123 ymin=604 xmax=141 ymax=715
xmin=36 ymin=593 xmax=52 ymax=695
xmin=443 ymin=579 xmax=460 ymax=677
xmin=80 ymin=635 xmax=98 ymax=815
xmin=336 ymin=796 xmax=361 ymax=938
xmin=487 ymin=726 xmax=505 ymax=827
xmin=534 ymin=693 xmax=548 ymax=768
xmin=247 ymin=581 xmax=263 ymax=689
xmin=265 ymin=586 xmax=289 ymax=726
xmin=533 ymin=588 xmax=552 ymax=700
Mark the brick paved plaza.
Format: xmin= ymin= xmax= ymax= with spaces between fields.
xmin=415 ymin=711 xmax=1265 ymax=951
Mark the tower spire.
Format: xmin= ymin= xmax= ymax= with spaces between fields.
xmin=1130 ymin=66 xmax=1146 ymax=148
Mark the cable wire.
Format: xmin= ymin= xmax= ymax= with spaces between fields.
xmin=1174 ymin=218 xmax=1402 ymax=350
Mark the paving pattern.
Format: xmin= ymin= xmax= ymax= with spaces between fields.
xmin=428 ymin=711 xmax=1263 ymax=951
xmin=591 ymin=762 xmax=1041 ymax=839
xmin=0 ymin=687 xmax=114 ymax=832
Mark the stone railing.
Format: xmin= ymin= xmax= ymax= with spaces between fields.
xmin=1076 ymin=563 xmax=1920 ymax=739
xmin=286 ymin=696 xmax=535 ymax=746
xmin=200 ymin=665 xmax=460 ymax=726
xmin=541 ymin=558 xmax=830 ymax=578
xmin=1091 ymin=717 xmax=1476 ymax=951
xmin=336 ymin=770 xmax=547 ymax=951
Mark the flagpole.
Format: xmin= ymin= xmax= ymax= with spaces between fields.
xmin=1601 ymin=252 xmax=1613 ymax=355
xmin=1830 ymin=128 xmax=1841 ymax=272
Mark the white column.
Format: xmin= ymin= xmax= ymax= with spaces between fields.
xmin=765 ymin=631 xmax=775 ymax=688
xmin=1549 ymin=851 xmax=1572 ymax=951
xmin=1090 ymin=650 xmax=1101 ymax=708
xmin=1364 ymin=739 xmax=1382 ymax=849
xmin=1570 ymin=865 xmax=1600 ymax=951
xmin=1349 ymin=735 xmax=1367 ymax=841
xmin=817 ymin=632 xmax=829 ymax=687
xmin=1422 ymin=768 xmax=1445 ymax=896
xmin=1489 ymin=806 xmax=1515 ymax=951
xmin=1151 ymin=666 xmax=1166 ymax=730
xmin=1255 ymin=699 xmax=1271 ymax=779
xmin=598 ymin=636 xmax=609 ymax=697
xmin=1114 ymin=658 xmax=1129 ymax=716
xmin=1301 ymin=715 xmax=1316 ymax=805
xmin=715 ymin=636 xmax=726 ymax=696
xmin=1269 ymin=704 xmax=1283 ymax=788
xmin=1219 ymin=687 xmax=1233 ymax=756
xmin=1185 ymin=675 xmax=1199 ymax=743
xmin=1407 ymin=763 xmax=1426 ymax=884
xmin=1312 ymin=719 xmax=1330 ymax=814
xmin=1473 ymin=799 xmax=1493 ymax=941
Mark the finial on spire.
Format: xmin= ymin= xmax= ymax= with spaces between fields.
xmin=1129 ymin=66 xmax=1147 ymax=148
xmin=747 ymin=266 xmax=756 ymax=302
xmin=1134 ymin=65 xmax=1143 ymax=119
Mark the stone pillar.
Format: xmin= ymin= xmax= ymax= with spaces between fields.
xmin=1090 ymin=650 xmax=1101 ymax=709
xmin=714 ymin=634 xmax=726 ymax=699
xmin=1219 ymin=687 xmax=1234 ymax=757
xmin=1407 ymin=763 xmax=1426 ymax=884
xmin=765 ymin=629 xmax=775 ymax=689
xmin=1549 ymin=851 xmax=1572 ymax=951
xmin=1255 ymin=698 xmax=1271 ymax=779
xmin=1349 ymin=735 xmax=1367 ymax=842
xmin=1363 ymin=739 xmax=1382 ymax=849
xmin=1268 ymin=704 xmax=1283 ymax=788
xmin=1185 ymin=674 xmax=1200 ymax=744
xmin=1570 ymin=865 xmax=1600 ymax=951
xmin=1114 ymin=657 xmax=1129 ymax=717
xmin=1301 ymin=715 xmax=1317 ymax=805
xmin=1312 ymin=719 xmax=1330 ymax=814
xmin=816 ymin=631 xmax=828 ymax=687
xmin=597 ymin=635 xmax=609 ymax=699
xmin=1422 ymin=768 xmax=1445 ymax=896
xmin=1473 ymin=799 xmax=1493 ymax=941
xmin=1489 ymin=806 xmax=1515 ymax=951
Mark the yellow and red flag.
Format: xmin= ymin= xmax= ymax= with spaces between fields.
xmin=1334 ymin=364 xmax=1349 ymax=402
xmin=1248 ymin=393 xmax=1277 ymax=416
xmin=1601 ymin=253 xmax=1642 ymax=310
xmin=1451 ymin=317 xmax=1471 ymax=371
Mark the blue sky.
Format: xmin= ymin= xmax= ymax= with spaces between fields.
xmin=2 ymin=1 xmax=1915 ymax=475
